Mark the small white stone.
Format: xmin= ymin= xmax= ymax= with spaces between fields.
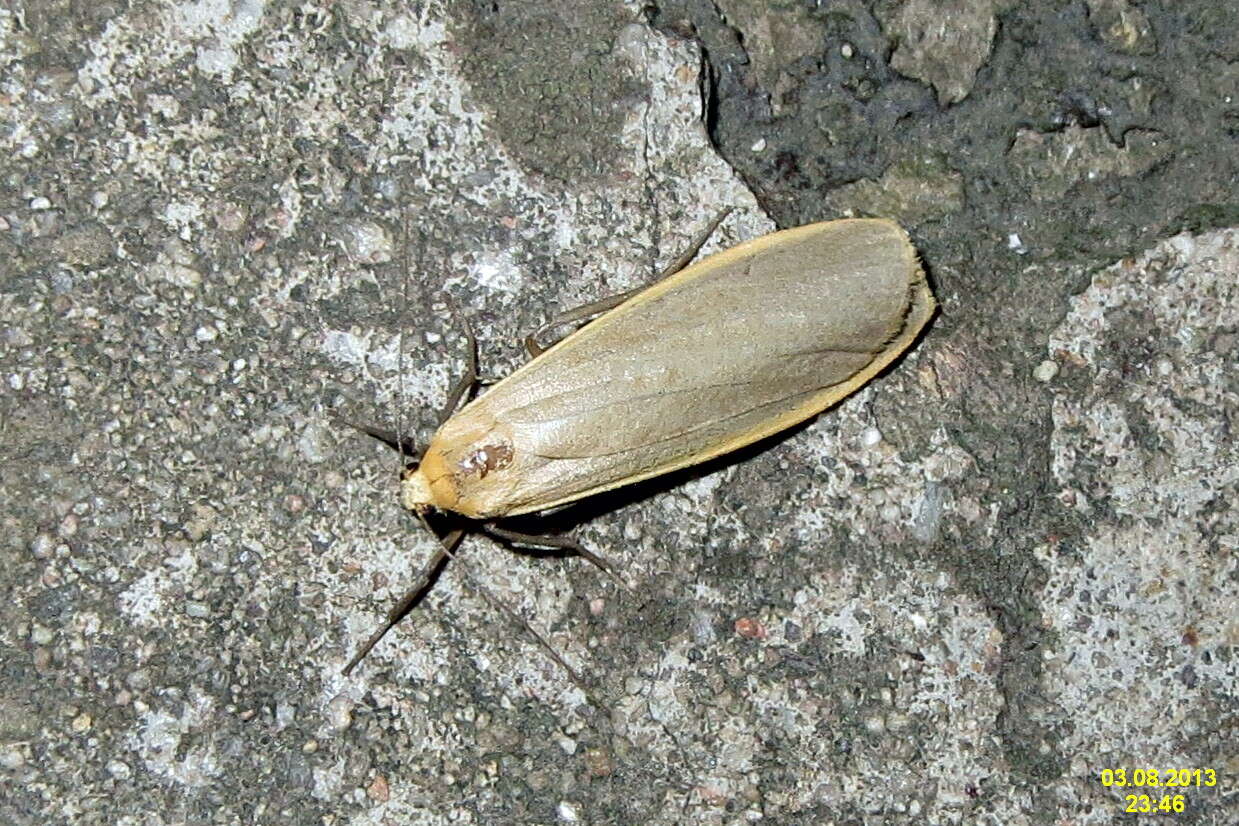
xmin=1032 ymin=359 xmax=1059 ymax=382
xmin=58 ymin=513 xmax=79 ymax=538
xmin=0 ymin=745 xmax=26 ymax=769
xmin=31 ymin=533 xmax=55 ymax=558
xmin=326 ymin=693 xmax=354 ymax=730
xmin=156 ymin=262 xmax=203 ymax=289
xmin=338 ymin=219 xmax=393 ymax=264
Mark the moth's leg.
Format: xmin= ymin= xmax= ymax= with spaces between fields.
xmin=438 ymin=312 xmax=479 ymax=424
xmin=523 ymin=207 xmax=734 ymax=358
xmin=332 ymin=415 xmax=419 ymax=459
xmin=655 ymin=206 xmax=734 ymax=282
xmin=341 ymin=526 xmax=464 ymax=676
xmin=523 ymin=288 xmax=642 ymax=358
xmin=481 ymin=524 xmax=633 ymax=595
xmin=447 ymin=550 xmax=599 ymax=703
xmin=332 ymin=302 xmax=484 ymax=455
xmin=330 ymin=312 xmax=480 ymax=453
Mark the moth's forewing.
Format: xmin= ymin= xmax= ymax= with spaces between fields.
xmin=407 ymin=219 xmax=935 ymax=519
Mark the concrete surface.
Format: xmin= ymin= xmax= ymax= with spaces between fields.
xmin=1 ymin=1 xmax=1234 ymax=824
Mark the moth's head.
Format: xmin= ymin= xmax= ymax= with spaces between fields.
xmin=399 ymin=464 xmax=435 ymax=515
xmin=400 ymin=448 xmax=463 ymax=516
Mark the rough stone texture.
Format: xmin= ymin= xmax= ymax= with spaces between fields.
xmin=1 ymin=1 xmax=1235 ymax=825
xmin=825 ymin=150 xmax=965 ymax=225
xmin=1041 ymin=229 xmax=1239 ymax=818
xmin=1008 ymin=124 xmax=1169 ymax=204
xmin=713 ymin=1 xmax=827 ymax=117
xmin=1086 ymin=0 xmax=1158 ymax=55
xmin=882 ymin=0 xmax=997 ymax=105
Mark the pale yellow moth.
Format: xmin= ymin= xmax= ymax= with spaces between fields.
xmin=403 ymin=218 xmax=935 ymax=520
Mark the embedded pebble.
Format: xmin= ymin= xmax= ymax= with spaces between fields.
xmin=1033 ymin=359 xmax=1059 ymax=382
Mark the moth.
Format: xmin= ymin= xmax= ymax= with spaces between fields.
xmin=403 ymin=218 xmax=935 ymax=519
xmin=342 ymin=215 xmax=935 ymax=676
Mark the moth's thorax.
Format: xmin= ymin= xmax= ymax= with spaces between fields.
xmin=401 ymin=415 xmax=518 ymax=519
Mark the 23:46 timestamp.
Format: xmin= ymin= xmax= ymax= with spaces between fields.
xmin=1099 ymin=769 xmax=1219 ymax=816
xmin=1122 ymin=794 xmax=1185 ymax=814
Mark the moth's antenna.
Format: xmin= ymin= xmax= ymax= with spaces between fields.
xmin=438 ymin=298 xmax=478 ymax=421
xmin=481 ymin=524 xmax=634 ymax=596
xmin=394 ymin=216 xmax=422 ymax=471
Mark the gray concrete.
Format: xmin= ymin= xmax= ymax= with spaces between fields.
xmin=1 ymin=1 xmax=1234 ymax=824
